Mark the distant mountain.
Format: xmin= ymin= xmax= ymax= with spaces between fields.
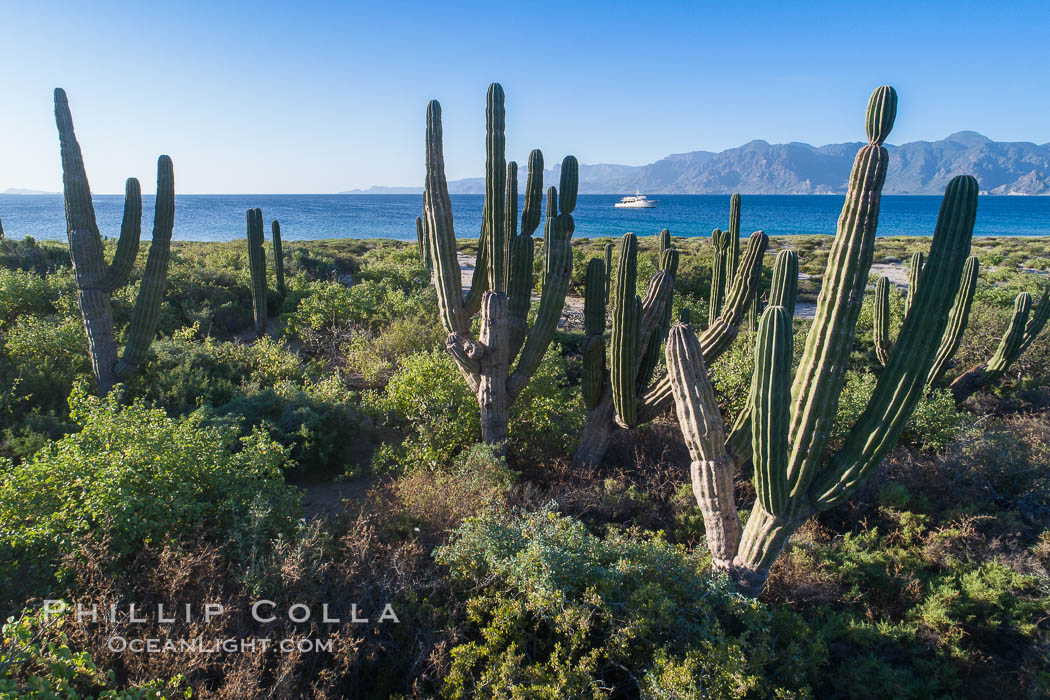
xmin=348 ymin=132 xmax=1050 ymax=195
xmin=341 ymin=185 xmax=425 ymax=194
xmin=3 ymin=188 xmax=58 ymax=195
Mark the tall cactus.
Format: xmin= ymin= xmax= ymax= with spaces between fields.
xmin=423 ymin=83 xmax=577 ymax=445
xmin=726 ymin=193 xmax=741 ymax=294
xmin=246 ymin=208 xmax=268 ymax=334
xmin=666 ymin=89 xmax=983 ymax=596
xmin=53 ymin=88 xmax=175 ymax=395
xmin=873 ymin=276 xmax=893 ymax=366
xmin=0 ymin=217 xmax=4 ymax=239
xmin=949 ymin=288 xmax=1050 ymax=402
xmin=603 ymin=243 xmax=613 ymax=305
xmin=272 ymin=219 xmax=286 ymax=298
xmin=573 ymin=228 xmax=768 ymax=468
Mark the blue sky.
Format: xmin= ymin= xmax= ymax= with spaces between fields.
xmin=2 ymin=0 xmax=1048 ymax=193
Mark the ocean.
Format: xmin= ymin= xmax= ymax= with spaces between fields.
xmin=2 ymin=194 xmax=1048 ymax=242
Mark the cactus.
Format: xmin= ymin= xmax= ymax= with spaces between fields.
xmin=271 ymin=219 xmax=286 ymax=298
xmin=665 ymin=89 xmax=984 ymax=596
xmin=873 ymin=276 xmax=892 ymax=366
xmin=658 ymin=228 xmax=671 ymax=257
xmin=926 ymin=255 xmax=979 ymax=385
xmin=573 ymin=228 xmax=768 ymax=468
xmin=725 ymin=249 xmax=798 ymax=468
xmin=603 ymin=243 xmax=613 ymax=305
xmin=423 ymin=83 xmax=577 ymax=445
xmin=949 ymin=288 xmax=1049 ymax=402
xmin=246 ymin=208 xmax=268 ymax=334
xmin=0 ymin=217 xmax=4 ymax=239
xmin=54 ymin=88 xmax=175 ymax=395
xmin=726 ymin=193 xmax=741 ymax=293
xmin=905 ymin=251 xmax=924 ymax=316
xmin=709 ymin=229 xmax=726 ymax=325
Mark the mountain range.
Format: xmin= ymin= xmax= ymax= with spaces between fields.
xmin=344 ymin=132 xmax=1050 ymax=196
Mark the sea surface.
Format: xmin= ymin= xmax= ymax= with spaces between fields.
xmin=2 ymin=194 xmax=1049 ymax=242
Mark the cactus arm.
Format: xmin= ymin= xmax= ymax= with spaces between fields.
xmin=507 ymin=210 xmax=574 ymax=399
xmin=658 ymin=228 xmax=671 ymax=257
xmin=102 ymin=178 xmax=142 ymax=293
xmin=1017 ymin=289 xmax=1050 ymax=356
xmin=873 ymin=276 xmax=892 ymax=366
xmin=503 ymin=162 xmax=518 ymax=290
xmin=117 ymin=156 xmax=175 ymax=376
xmin=751 ymin=306 xmax=793 ymax=516
xmin=782 ymin=86 xmax=896 ymax=499
xmin=665 ymin=323 xmax=742 ymax=570
xmin=927 ymin=255 xmax=978 ymax=385
xmin=949 ymin=288 xmax=1047 ymax=402
xmin=709 ymin=229 xmax=725 ymax=326
xmin=559 ymin=156 xmax=578 ymax=215
xmin=812 ymin=175 xmax=978 ymax=509
xmin=610 ymin=233 xmax=640 ymax=427
xmin=424 ymin=100 xmax=467 ymax=334
xmin=485 ymin=84 xmax=507 ymax=293
xmin=415 ymin=215 xmax=425 ymax=262
xmin=272 ymin=219 xmax=286 ymax=297
xmin=246 ymin=208 xmax=268 ymax=334
xmin=726 ymin=194 xmax=741 ymax=294
xmin=904 ymin=251 xmax=924 ymax=317
xmin=0 ymin=217 xmax=4 ymax=239
xmin=507 ymin=232 xmax=535 ymax=359
xmin=521 ymin=150 xmax=544 ymax=236
xmin=768 ymin=249 xmax=798 ymax=315
xmin=582 ymin=258 xmax=607 ymax=410
xmin=603 ymin=243 xmax=613 ymax=306
xmin=54 ymin=88 xmax=101 ymax=244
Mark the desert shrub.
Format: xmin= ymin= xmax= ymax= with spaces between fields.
xmin=0 ymin=237 xmax=70 ymax=276
xmin=0 ymin=269 xmax=61 ymax=325
xmin=366 ymin=346 xmax=583 ymax=470
xmin=285 ymin=278 xmax=433 ymax=342
xmin=0 ymin=605 xmax=188 ymax=699
xmin=0 ymin=385 xmax=298 ymax=605
xmin=832 ymin=371 xmax=967 ymax=451
xmin=343 ymin=311 xmax=445 ymax=384
xmin=435 ymin=506 xmax=825 ymax=698
xmin=204 ymin=374 xmax=367 ymax=476
xmin=2 ymin=314 xmax=90 ymax=414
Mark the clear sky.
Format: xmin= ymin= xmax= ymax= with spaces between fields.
xmin=2 ymin=0 xmax=1048 ymax=194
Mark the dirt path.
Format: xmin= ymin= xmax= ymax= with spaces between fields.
xmin=301 ymin=476 xmax=375 ymax=519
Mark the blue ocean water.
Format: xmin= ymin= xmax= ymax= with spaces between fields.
xmin=1 ymin=193 xmax=1048 ymax=242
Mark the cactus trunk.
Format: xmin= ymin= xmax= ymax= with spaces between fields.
xmin=272 ymin=219 xmax=286 ymax=297
xmin=873 ymin=276 xmax=892 ymax=366
xmin=246 ymin=208 xmax=268 ymax=335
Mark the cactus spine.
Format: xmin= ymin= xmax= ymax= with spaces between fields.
xmin=423 ymin=84 xmax=577 ymax=446
xmin=246 ymin=208 xmax=268 ymax=334
xmin=949 ymin=288 xmax=1050 ymax=402
xmin=574 ymin=228 xmax=768 ymax=468
xmin=54 ymin=88 xmax=175 ymax=395
xmin=667 ymin=88 xmax=982 ymax=596
xmin=873 ymin=276 xmax=892 ymax=365
xmin=271 ymin=219 xmax=286 ymax=298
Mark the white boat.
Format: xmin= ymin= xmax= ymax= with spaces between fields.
xmin=614 ymin=192 xmax=657 ymax=208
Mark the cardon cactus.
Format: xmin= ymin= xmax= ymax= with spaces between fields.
xmin=666 ymin=89 xmax=982 ymax=596
xmin=423 ymin=83 xmax=577 ymax=445
xmin=272 ymin=219 xmax=286 ymax=298
xmin=709 ymin=229 xmax=727 ymax=325
xmin=0 ymin=217 xmax=4 ymax=239
xmin=873 ymin=275 xmax=893 ymax=366
xmin=726 ymin=194 xmax=741 ymax=291
xmin=246 ymin=208 xmax=268 ymax=334
xmin=53 ymin=88 xmax=175 ymax=395
xmin=949 ymin=287 xmax=1049 ymax=402
xmin=573 ymin=228 xmax=768 ymax=468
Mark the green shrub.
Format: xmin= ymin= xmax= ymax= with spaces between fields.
xmin=366 ymin=346 xmax=583 ymax=470
xmin=0 ymin=385 xmax=299 ymax=603
xmin=285 ymin=278 xmax=433 ymax=340
xmin=0 ymin=605 xmax=189 ymax=699
xmin=434 ymin=506 xmax=824 ymax=698
xmin=832 ymin=371 xmax=966 ymax=451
